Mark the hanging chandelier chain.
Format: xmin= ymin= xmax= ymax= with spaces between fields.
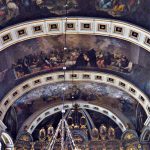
xmin=61 ymin=0 xmax=68 ymax=148
xmin=61 ymin=118 xmax=65 ymax=150
xmin=48 ymin=0 xmax=78 ymax=149
xmin=64 ymin=0 xmax=68 ymax=48
xmin=47 ymin=119 xmax=77 ymax=150
xmin=64 ymin=119 xmax=76 ymax=149
xmin=48 ymin=120 xmax=62 ymax=150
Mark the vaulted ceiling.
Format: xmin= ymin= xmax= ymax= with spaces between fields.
xmin=0 ymin=0 xmax=150 ymax=148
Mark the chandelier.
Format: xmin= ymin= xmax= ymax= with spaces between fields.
xmin=47 ymin=0 xmax=78 ymax=149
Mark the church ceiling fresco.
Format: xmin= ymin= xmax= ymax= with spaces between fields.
xmin=0 ymin=34 xmax=150 ymax=99
xmin=0 ymin=0 xmax=149 ymax=30
xmin=96 ymin=0 xmax=141 ymax=17
xmin=3 ymin=82 xmax=147 ymax=139
xmin=16 ymin=82 xmax=136 ymax=104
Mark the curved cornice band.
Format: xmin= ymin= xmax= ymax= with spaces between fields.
xmin=0 ymin=71 xmax=149 ymax=122
xmin=0 ymin=18 xmax=149 ymax=52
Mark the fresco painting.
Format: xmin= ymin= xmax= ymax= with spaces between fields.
xmin=0 ymin=0 xmax=78 ymax=26
xmin=37 ymin=0 xmax=78 ymax=14
xmin=12 ymin=35 xmax=134 ymax=80
xmin=3 ymin=82 xmax=147 ymax=138
xmin=0 ymin=1 xmax=150 ymax=149
xmin=0 ymin=0 xmax=19 ymax=25
xmin=0 ymin=34 xmax=150 ymax=98
xmin=96 ymin=0 xmax=141 ymax=17
xmin=0 ymin=0 xmax=150 ymax=30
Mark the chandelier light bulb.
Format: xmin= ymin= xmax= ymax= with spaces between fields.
xmin=63 ymin=66 xmax=66 ymax=70
xmin=64 ymin=47 xmax=67 ymax=50
xmin=62 ymin=109 xmax=65 ymax=113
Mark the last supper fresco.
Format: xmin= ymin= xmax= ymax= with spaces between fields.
xmin=0 ymin=0 xmax=150 ymax=30
xmin=0 ymin=34 xmax=150 ymax=99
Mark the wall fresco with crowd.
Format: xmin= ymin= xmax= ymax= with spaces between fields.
xmin=0 ymin=34 xmax=150 ymax=98
xmin=13 ymin=44 xmax=133 ymax=79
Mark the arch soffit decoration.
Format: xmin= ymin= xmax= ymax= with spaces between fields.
xmin=1 ymin=132 xmax=14 ymax=148
xmin=121 ymin=129 xmax=138 ymax=140
xmin=0 ymin=18 xmax=149 ymax=52
xmin=0 ymin=71 xmax=149 ymax=121
xmin=25 ymin=102 xmax=127 ymax=133
xmin=140 ymin=127 xmax=150 ymax=142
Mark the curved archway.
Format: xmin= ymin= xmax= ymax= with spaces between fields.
xmin=121 ymin=129 xmax=138 ymax=140
xmin=0 ymin=71 xmax=149 ymax=120
xmin=0 ymin=132 xmax=14 ymax=150
xmin=22 ymin=101 xmax=128 ymax=133
xmin=140 ymin=127 xmax=150 ymax=142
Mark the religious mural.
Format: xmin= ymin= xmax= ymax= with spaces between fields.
xmin=3 ymin=82 xmax=147 ymax=140
xmin=0 ymin=0 xmax=150 ymax=30
xmin=96 ymin=0 xmax=141 ymax=17
xmin=0 ymin=0 xmax=19 ymax=25
xmin=0 ymin=1 xmax=149 ymax=149
xmin=0 ymin=0 xmax=78 ymax=26
xmin=36 ymin=0 xmax=78 ymax=14
xmin=0 ymin=35 xmax=150 ymax=99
